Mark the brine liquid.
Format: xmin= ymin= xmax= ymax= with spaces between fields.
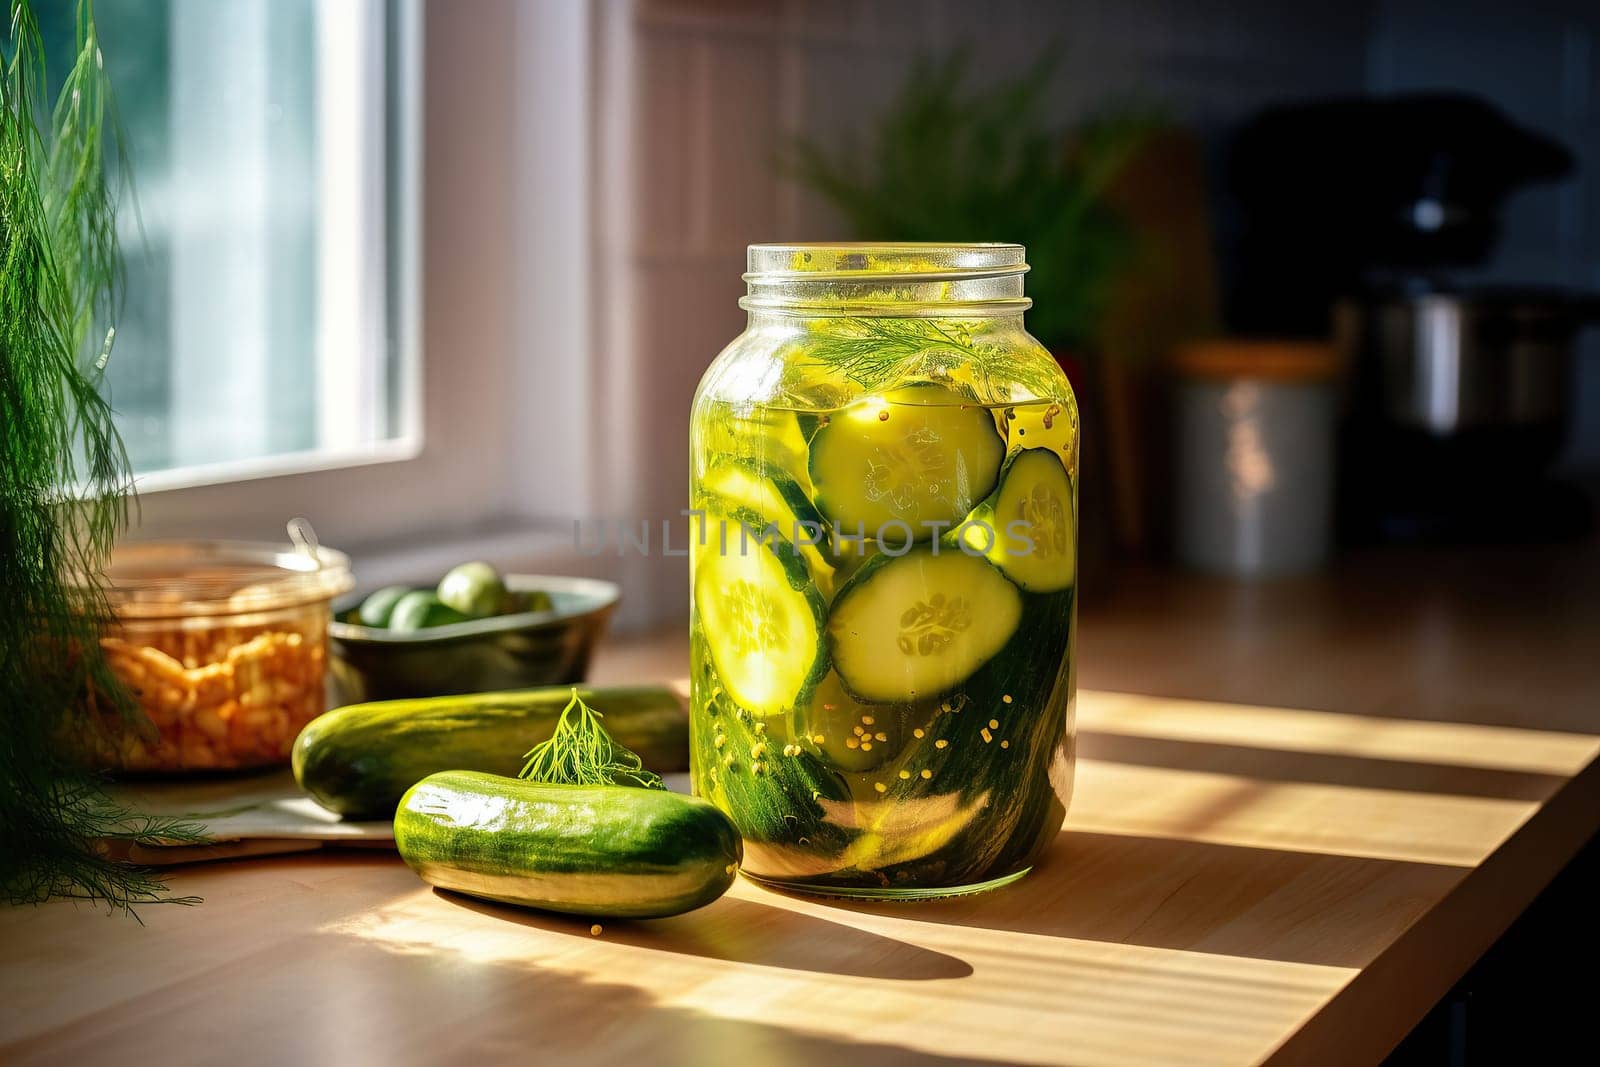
xmin=689 ymin=380 xmax=1077 ymax=897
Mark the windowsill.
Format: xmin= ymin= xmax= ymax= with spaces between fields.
xmin=132 ymin=436 xmax=424 ymax=494
xmin=337 ymin=517 xmax=591 ymax=585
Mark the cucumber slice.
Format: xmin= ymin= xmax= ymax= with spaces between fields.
xmin=826 ymin=548 xmax=1022 ymax=703
xmin=693 ymin=651 xmax=855 ymax=876
xmin=798 ymin=671 xmax=906 ymax=772
xmin=827 ymin=536 xmax=879 ymax=586
xmin=699 ymin=408 xmax=812 ymax=492
xmin=962 ymin=448 xmax=1076 ymax=593
xmin=693 ymin=508 xmax=827 ymax=717
xmin=808 ymin=382 xmax=1005 ymax=540
xmin=827 ymin=585 xmax=1074 ymax=884
xmin=700 ymin=459 xmax=833 ymax=583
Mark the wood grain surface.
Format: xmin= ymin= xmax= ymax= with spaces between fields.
xmin=4 ymin=545 xmax=1597 ymax=1067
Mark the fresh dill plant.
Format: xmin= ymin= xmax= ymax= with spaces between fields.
xmin=786 ymin=48 xmax=1156 ymax=354
xmin=2 ymin=0 xmax=210 ymax=913
xmin=519 ymin=689 xmax=666 ymax=790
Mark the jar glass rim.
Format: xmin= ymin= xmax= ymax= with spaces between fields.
xmin=742 ymin=243 xmax=1031 ymax=316
xmin=80 ymin=539 xmax=354 ymax=619
xmin=745 ymin=243 xmax=1028 ymax=282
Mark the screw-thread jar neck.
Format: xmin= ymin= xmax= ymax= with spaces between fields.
xmin=741 ymin=243 xmax=1030 ymax=318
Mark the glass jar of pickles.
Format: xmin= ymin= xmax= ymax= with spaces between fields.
xmin=689 ymin=244 xmax=1079 ymax=898
xmin=76 ymin=540 xmax=353 ymax=772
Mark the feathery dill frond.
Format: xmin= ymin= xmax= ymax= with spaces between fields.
xmin=797 ymin=316 xmax=1065 ymax=401
xmin=2 ymin=0 xmax=209 ymax=914
xmin=519 ymin=689 xmax=666 ymax=790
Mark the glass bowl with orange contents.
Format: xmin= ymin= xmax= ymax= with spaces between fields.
xmin=76 ymin=540 xmax=354 ymax=773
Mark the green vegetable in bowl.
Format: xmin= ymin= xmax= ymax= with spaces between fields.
xmin=350 ymin=565 xmax=555 ymax=631
xmin=502 ymin=589 xmax=554 ymax=615
xmin=387 ymin=591 xmax=469 ymax=632
xmin=357 ymin=585 xmax=413 ymax=627
xmin=437 ymin=561 xmax=507 ymax=619
xmin=394 ymin=689 xmax=741 ymax=918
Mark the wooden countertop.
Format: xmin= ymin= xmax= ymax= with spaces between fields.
xmin=5 ymin=543 xmax=1599 ymax=1066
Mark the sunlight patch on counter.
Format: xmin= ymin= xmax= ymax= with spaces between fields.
xmin=1079 ymin=690 xmax=1600 ymax=777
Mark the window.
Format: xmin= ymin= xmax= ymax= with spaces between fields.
xmin=72 ymin=1 xmax=600 ymax=581
xmin=39 ymin=0 xmax=417 ymax=489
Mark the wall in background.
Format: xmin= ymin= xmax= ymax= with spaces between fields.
xmin=596 ymin=0 xmax=1600 ymax=624
xmin=600 ymin=0 xmax=1374 ymax=623
xmin=1368 ymin=0 xmax=1600 ymax=464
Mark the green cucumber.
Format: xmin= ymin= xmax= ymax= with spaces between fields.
xmin=387 ymin=591 xmax=470 ymax=631
xmin=502 ymin=588 xmax=554 ymax=614
xmin=697 ymin=407 xmax=813 ymax=493
xmin=826 ymin=534 xmax=879 ymax=585
xmin=357 ymin=585 xmax=413 ymax=627
xmin=826 ymin=547 xmax=1021 ymax=703
xmin=962 ymin=448 xmax=1076 ymax=593
xmin=396 ymin=770 xmax=741 ymax=918
xmin=437 ymin=561 xmax=507 ymax=618
xmin=292 ymin=685 xmax=688 ymax=818
xmin=692 ymin=506 xmax=827 ymax=717
xmin=699 ymin=458 xmax=834 ymax=585
xmin=807 ymin=382 xmax=1004 ymax=539
xmin=825 ymin=585 xmax=1075 ymax=883
xmin=862 ymin=587 xmax=1075 ymax=886
xmin=692 ymin=650 xmax=854 ymax=876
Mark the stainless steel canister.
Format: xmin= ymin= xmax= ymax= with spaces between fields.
xmin=1173 ymin=341 xmax=1342 ymax=576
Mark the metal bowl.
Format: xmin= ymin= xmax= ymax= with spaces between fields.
xmin=327 ymin=574 xmax=620 ymax=703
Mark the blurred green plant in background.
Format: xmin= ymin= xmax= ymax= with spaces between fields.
xmin=786 ymin=50 xmax=1160 ymax=356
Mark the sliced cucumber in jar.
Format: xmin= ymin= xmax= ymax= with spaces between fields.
xmin=700 ymin=459 xmax=833 ymax=584
xmin=694 ymin=653 xmax=854 ymax=876
xmin=807 ymin=382 xmax=1005 ymax=541
xmin=826 ymin=547 xmax=1022 ymax=703
xmin=693 ymin=507 xmax=828 ymax=718
xmin=827 ymin=536 xmax=879 ymax=587
xmin=961 ymin=448 xmax=1076 ymax=593
xmin=798 ymin=671 xmax=906 ymax=773
xmin=698 ymin=408 xmax=813 ymax=493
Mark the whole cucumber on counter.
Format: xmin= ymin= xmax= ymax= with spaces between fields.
xmin=292 ymin=685 xmax=689 ymax=818
xmin=395 ymin=770 xmax=741 ymax=918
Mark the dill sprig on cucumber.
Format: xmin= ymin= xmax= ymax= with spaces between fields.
xmin=518 ymin=689 xmax=665 ymax=790
xmin=293 ymin=685 xmax=689 ymax=818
